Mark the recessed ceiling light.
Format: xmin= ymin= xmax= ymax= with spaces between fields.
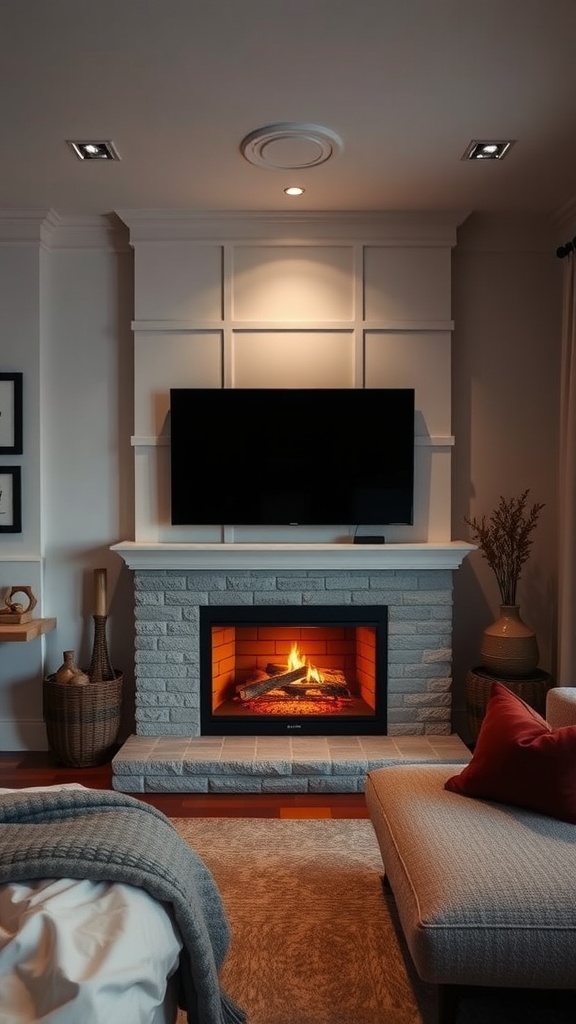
xmin=284 ymin=186 xmax=305 ymax=196
xmin=67 ymin=140 xmax=120 ymax=161
xmin=462 ymin=140 xmax=515 ymax=161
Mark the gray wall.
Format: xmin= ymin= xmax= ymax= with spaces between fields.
xmin=451 ymin=214 xmax=561 ymax=736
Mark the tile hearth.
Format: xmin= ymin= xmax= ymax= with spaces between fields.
xmin=111 ymin=732 xmax=470 ymax=794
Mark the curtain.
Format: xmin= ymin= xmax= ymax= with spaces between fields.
xmin=557 ymin=254 xmax=576 ymax=685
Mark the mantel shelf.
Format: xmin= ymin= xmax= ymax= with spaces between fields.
xmin=0 ymin=618 xmax=57 ymax=642
xmin=111 ymin=540 xmax=476 ymax=571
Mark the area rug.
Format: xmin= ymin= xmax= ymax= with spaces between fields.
xmin=171 ymin=817 xmax=575 ymax=1024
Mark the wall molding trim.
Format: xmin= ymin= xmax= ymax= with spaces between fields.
xmin=0 ymin=211 xmax=131 ymax=251
xmin=0 ymin=209 xmax=51 ymax=244
xmin=42 ymin=212 xmax=131 ymax=251
xmin=117 ymin=209 xmax=466 ymax=245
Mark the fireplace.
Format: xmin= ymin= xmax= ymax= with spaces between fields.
xmin=200 ymin=605 xmax=388 ymax=736
xmin=110 ymin=543 xmax=475 ymax=740
xmin=110 ymin=547 xmax=474 ymax=794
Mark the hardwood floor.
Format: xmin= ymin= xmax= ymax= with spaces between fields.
xmin=0 ymin=751 xmax=370 ymax=819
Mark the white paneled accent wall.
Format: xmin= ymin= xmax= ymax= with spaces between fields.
xmin=119 ymin=212 xmax=459 ymax=545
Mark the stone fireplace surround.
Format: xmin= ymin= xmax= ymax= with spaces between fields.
xmin=111 ymin=542 xmax=473 ymax=792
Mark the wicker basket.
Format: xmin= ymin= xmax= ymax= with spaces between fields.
xmin=43 ymin=673 xmax=123 ymax=767
xmin=466 ymin=667 xmax=552 ymax=745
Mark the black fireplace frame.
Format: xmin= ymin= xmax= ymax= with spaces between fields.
xmin=199 ymin=605 xmax=388 ymax=736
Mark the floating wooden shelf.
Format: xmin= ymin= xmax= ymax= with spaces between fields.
xmin=0 ymin=618 xmax=56 ymax=642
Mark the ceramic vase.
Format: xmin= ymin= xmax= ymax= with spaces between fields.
xmin=479 ymin=605 xmax=539 ymax=677
xmin=54 ymin=650 xmax=89 ymax=686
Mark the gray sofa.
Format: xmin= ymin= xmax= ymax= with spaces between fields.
xmin=365 ymin=760 xmax=576 ymax=1024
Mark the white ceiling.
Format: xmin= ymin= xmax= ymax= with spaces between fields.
xmin=3 ymin=0 xmax=576 ymax=225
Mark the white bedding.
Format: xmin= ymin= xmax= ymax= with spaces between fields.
xmin=0 ymin=786 xmax=183 ymax=1024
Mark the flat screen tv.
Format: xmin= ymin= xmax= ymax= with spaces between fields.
xmin=169 ymin=387 xmax=415 ymax=526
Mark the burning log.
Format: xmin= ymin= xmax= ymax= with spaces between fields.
xmin=237 ymin=666 xmax=308 ymax=702
xmin=266 ymin=665 xmax=347 ymax=685
xmin=266 ymin=663 xmax=288 ymax=675
xmin=282 ymin=682 xmax=352 ymax=699
xmin=279 ymin=669 xmax=351 ymax=698
xmin=238 ymin=666 xmax=352 ymax=702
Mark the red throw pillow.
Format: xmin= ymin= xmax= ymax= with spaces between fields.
xmin=445 ymin=682 xmax=576 ymax=823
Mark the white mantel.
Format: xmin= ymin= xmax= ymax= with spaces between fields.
xmin=111 ymin=540 xmax=475 ymax=571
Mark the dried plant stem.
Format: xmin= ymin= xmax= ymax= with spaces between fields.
xmin=464 ymin=490 xmax=544 ymax=606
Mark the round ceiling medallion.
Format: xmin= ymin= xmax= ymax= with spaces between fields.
xmin=240 ymin=122 xmax=343 ymax=170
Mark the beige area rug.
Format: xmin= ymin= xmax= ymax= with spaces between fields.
xmin=171 ymin=818 xmax=575 ymax=1024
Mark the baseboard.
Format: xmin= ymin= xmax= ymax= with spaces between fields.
xmin=0 ymin=719 xmax=48 ymax=752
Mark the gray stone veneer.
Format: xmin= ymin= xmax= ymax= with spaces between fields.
xmin=111 ymin=733 xmax=470 ymax=794
xmin=133 ymin=567 xmax=454 ymax=737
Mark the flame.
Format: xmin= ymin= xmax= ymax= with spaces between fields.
xmin=239 ymin=641 xmax=352 ymax=716
xmin=287 ymin=642 xmax=306 ymax=671
xmin=286 ymin=642 xmax=322 ymax=683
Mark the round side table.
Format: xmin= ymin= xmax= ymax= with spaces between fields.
xmin=466 ymin=666 xmax=553 ymax=745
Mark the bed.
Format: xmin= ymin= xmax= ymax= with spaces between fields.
xmin=0 ymin=785 xmax=244 ymax=1024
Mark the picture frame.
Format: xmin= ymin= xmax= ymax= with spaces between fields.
xmin=0 ymin=372 xmax=23 ymax=454
xmin=0 ymin=466 xmax=22 ymax=533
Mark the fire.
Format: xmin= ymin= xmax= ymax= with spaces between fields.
xmin=286 ymin=642 xmax=305 ymax=671
xmin=233 ymin=640 xmax=353 ymax=717
xmin=286 ymin=642 xmax=322 ymax=683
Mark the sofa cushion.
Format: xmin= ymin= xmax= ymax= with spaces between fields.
xmin=365 ymin=763 xmax=576 ymax=988
xmin=547 ymin=686 xmax=576 ymax=728
xmin=445 ymin=682 xmax=576 ymax=823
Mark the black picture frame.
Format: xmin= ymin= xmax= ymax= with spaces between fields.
xmin=0 ymin=372 xmax=23 ymax=454
xmin=0 ymin=466 xmax=22 ymax=533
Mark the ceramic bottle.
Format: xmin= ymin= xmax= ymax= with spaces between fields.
xmin=54 ymin=650 xmax=89 ymax=685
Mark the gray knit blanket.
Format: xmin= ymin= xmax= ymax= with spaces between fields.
xmin=0 ymin=788 xmax=246 ymax=1024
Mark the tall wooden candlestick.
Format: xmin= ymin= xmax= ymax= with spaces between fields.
xmin=93 ymin=568 xmax=107 ymax=617
xmin=89 ymin=615 xmax=116 ymax=682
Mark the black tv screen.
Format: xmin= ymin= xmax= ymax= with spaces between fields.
xmin=169 ymin=388 xmax=415 ymax=526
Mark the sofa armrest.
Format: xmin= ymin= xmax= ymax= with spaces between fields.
xmin=546 ymin=687 xmax=576 ymax=728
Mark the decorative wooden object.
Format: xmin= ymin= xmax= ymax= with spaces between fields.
xmin=0 ymin=585 xmax=38 ymax=625
xmin=89 ymin=568 xmax=117 ymax=681
xmin=93 ymin=568 xmax=107 ymax=617
xmin=89 ymin=614 xmax=117 ymax=682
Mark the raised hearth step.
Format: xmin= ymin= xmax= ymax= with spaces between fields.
xmin=112 ymin=733 xmax=470 ymax=794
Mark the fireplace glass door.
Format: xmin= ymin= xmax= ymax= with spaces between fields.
xmin=200 ymin=606 xmax=388 ymax=735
